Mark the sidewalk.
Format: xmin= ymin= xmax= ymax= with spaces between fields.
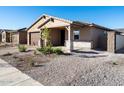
xmin=0 ymin=58 xmax=42 ymax=86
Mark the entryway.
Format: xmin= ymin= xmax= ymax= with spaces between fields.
xmin=60 ymin=30 xmax=65 ymax=46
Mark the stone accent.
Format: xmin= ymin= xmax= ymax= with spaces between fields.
xmin=107 ymin=31 xmax=116 ymax=53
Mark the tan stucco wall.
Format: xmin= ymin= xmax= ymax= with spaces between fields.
xmin=28 ymin=16 xmax=50 ymax=33
xmin=12 ymin=32 xmax=19 ymax=44
xmin=65 ymin=25 xmax=92 ymax=50
xmin=72 ymin=25 xmax=92 ymax=41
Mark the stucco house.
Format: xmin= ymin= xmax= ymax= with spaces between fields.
xmin=0 ymin=29 xmax=15 ymax=43
xmin=1 ymin=28 xmax=27 ymax=44
xmin=26 ymin=14 xmax=124 ymax=53
xmin=11 ymin=28 xmax=27 ymax=44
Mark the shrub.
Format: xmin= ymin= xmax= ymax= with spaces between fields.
xmin=53 ymin=48 xmax=63 ymax=55
xmin=37 ymin=46 xmax=53 ymax=55
xmin=18 ymin=45 xmax=27 ymax=52
xmin=113 ymin=62 xmax=118 ymax=65
xmin=37 ymin=47 xmax=63 ymax=55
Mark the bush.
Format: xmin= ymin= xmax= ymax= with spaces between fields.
xmin=18 ymin=45 xmax=27 ymax=52
xmin=37 ymin=46 xmax=53 ymax=55
xmin=53 ymin=48 xmax=63 ymax=55
xmin=113 ymin=62 xmax=118 ymax=65
xmin=37 ymin=47 xmax=63 ymax=55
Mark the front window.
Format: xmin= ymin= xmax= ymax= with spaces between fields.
xmin=73 ymin=30 xmax=80 ymax=40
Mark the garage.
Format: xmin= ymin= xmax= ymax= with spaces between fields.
xmin=30 ymin=32 xmax=40 ymax=46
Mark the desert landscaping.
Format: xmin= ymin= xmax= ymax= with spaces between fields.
xmin=1 ymin=45 xmax=124 ymax=86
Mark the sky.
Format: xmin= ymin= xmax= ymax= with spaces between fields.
xmin=0 ymin=6 xmax=124 ymax=29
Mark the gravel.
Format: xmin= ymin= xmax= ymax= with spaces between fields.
xmin=1 ymin=48 xmax=124 ymax=86
xmin=30 ymin=52 xmax=124 ymax=86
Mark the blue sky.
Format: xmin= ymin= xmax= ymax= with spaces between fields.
xmin=0 ymin=6 xmax=124 ymax=29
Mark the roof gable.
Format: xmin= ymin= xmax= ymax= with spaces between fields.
xmin=27 ymin=14 xmax=72 ymax=32
xmin=38 ymin=17 xmax=71 ymax=29
xmin=27 ymin=15 xmax=50 ymax=32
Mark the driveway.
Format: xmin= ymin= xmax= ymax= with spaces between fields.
xmin=0 ymin=46 xmax=42 ymax=86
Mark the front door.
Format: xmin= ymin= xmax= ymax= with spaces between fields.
xmin=60 ymin=30 xmax=65 ymax=46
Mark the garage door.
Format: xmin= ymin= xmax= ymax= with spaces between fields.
xmin=30 ymin=32 xmax=40 ymax=46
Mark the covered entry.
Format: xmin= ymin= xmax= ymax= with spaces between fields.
xmin=47 ymin=27 xmax=66 ymax=46
xmin=29 ymin=27 xmax=67 ymax=47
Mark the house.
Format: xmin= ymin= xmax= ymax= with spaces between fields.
xmin=1 ymin=28 xmax=27 ymax=44
xmin=26 ymin=14 xmax=124 ymax=53
xmin=115 ymin=28 xmax=124 ymax=35
xmin=0 ymin=29 xmax=16 ymax=43
xmin=11 ymin=28 xmax=27 ymax=44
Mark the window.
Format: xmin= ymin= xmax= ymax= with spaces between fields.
xmin=73 ymin=30 xmax=80 ymax=40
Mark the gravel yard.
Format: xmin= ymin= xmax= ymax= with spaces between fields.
xmin=1 ymin=47 xmax=124 ymax=86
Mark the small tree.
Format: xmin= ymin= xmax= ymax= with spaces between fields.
xmin=40 ymin=27 xmax=52 ymax=47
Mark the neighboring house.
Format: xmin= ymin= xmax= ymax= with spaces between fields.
xmin=11 ymin=28 xmax=27 ymax=44
xmin=1 ymin=28 xmax=27 ymax=44
xmin=0 ymin=29 xmax=16 ymax=43
xmin=115 ymin=28 xmax=124 ymax=35
xmin=113 ymin=28 xmax=124 ymax=52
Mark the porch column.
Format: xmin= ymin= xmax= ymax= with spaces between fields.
xmin=66 ymin=25 xmax=73 ymax=52
xmin=27 ymin=32 xmax=30 ymax=45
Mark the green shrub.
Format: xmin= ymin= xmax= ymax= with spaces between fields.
xmin=37 ymin=47 xmax=63 ymax=55
xmin=18 ymin=45 xmax=27 ymax=52
xmin=113 ymin=62 xmax=118 ymax=65
xmin=53 ymin=48 xmax=63 ymax=55
xmin=37 ymin=46 xmax=53 ymax=55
